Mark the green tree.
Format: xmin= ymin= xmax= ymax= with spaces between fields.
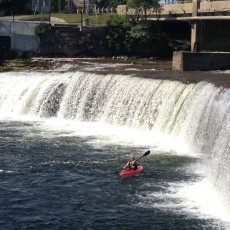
xmin=51 ymin=0 xmax=67 ymax=13
xmin=127 ymin=0 xmax=161 ymax=21
xmin=107 ymin=16 xmax=170 ymax=57
xmin=107 ymin=15 xmax=131 ymax=55
xmin=0 ymin=0 xmax=30 ymax=15
xmin=127 ymin=21 xmax=170 ymax=57
xmin=108 ymin=0 xmax=126 ymax=8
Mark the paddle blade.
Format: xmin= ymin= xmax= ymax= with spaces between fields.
xmin=141 ymin=150 xmax=150 ymax=158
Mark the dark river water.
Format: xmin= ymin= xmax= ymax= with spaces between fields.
xmin=0 ymin=121 xmax=227 ymax=229
xmin=0 ymin=62 xmax=230 ymax=229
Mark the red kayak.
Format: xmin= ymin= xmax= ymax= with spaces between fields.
xmin=119 ymin=165 xmax=143 ymax=178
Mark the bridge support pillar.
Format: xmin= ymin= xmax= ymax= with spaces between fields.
xmin=191 ymin=0 xmax=200 ymax=52
xmin=191 ymin=22 xmax=201 ymax=52
xmin=192 ymin=0 xmax=200 ymax=17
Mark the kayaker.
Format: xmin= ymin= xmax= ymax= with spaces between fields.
xmin=124 ymin=155 xmax=140 ymax=170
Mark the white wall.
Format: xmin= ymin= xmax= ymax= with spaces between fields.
xmin=0 ymin=20 xmax=40 ymax=53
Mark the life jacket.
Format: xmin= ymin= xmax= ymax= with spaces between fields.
xmin=129 ymin=160 xmax=137 ymax=170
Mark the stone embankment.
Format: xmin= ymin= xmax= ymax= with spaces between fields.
xmin=38 ymin=25 xmax=110 ymax=57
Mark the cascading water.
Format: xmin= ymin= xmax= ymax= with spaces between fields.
xmin=0 ymin=70 xmax=230 ymax=226
xmin=0 ymin=72 xmax=205 ymax=130
xmin=0 ymin=72 xmax=229 ymax=148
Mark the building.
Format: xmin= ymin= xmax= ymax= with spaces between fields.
xmin=29 ymin=0 xmax=51 ymax=13
xmin=28 ymin=0 xmax=84 ymax=13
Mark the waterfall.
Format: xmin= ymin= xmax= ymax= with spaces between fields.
xmin=0 ymin=72 xmax=200 ymax=134
xmin=0 ymin=71 xmax=230 ymax=207
xmin=0 ymin=72 xmax=229 ymax=145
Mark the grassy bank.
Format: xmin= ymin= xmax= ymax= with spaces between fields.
xmin=21 ymin=13 xmax=116 ymax=25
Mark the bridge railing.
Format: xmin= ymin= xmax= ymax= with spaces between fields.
xmin=160 ymin=0 xmax=192 ymax=4
xmin=127 ymin=0 xmax=230 ymax=17
xmin=161 ymin=0 xmax=226 ymax=4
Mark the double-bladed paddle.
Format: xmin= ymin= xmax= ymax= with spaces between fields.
xmin=138 ymin=150 xmax=150 ymax=160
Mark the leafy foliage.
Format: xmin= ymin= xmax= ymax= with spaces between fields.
xmin=106 ymin=15 xmax=132 ymax=54
xmin=35 ymin=23 xmax=50 ymax=37
xmin=51 ymin=0 xmax=66 ymax=13
xmin=128 ymin=23 xmax=151 ymax=42
xmin=107 ymin=16 xmax=170 ymax=57
xmin=127 ymin=0 xmax=161 ymax=21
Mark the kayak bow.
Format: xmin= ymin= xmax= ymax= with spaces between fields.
xmin=119 ymin=165 xmax=143 ymax=178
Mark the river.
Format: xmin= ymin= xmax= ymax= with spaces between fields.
xmin=0 ymin=60 xmax=229 ymax=229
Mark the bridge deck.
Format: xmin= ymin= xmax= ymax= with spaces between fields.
xmin=118 ymin=0 xmax=230 ymax=19
xmin=149 ymin=15 xmax=230 ymax=21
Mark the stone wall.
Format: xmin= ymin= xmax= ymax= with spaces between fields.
xmin=38 ymin=25 xmax=110 ymax=57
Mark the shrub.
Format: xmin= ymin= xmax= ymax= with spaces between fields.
xmin=107 ymin=16 xmax=170 ymax=57
xmin=35 ymin=23 xmax=50 ymax=36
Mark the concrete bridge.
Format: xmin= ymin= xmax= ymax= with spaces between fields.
xmin=161 ymin=0 xmax=230 ymax=53
xmin=118 ymin=0 xmax=230 ymax=52
xmin=155 ymin=0 xmax=230 ymax=17
xmin=118 ymin=0 xmax=230 ymax=71
xmin=150 ymin=0 xmax=230 ymax=53
xmin=118 ymin=0 xmax=230 ymax=17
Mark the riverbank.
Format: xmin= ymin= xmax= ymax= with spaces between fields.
xmin=0 ymin=58 xmax=52 ymax=72
xmin=0 ymin=57 xmax=172 ymax=72
xmin=0 ymin=57 xmax=230 ymax=88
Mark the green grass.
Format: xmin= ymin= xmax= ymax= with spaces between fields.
xmin=21 ymin=14 xmax=50 ymax=22
xmin=21 ymin=13 xmax=117 ymax=25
